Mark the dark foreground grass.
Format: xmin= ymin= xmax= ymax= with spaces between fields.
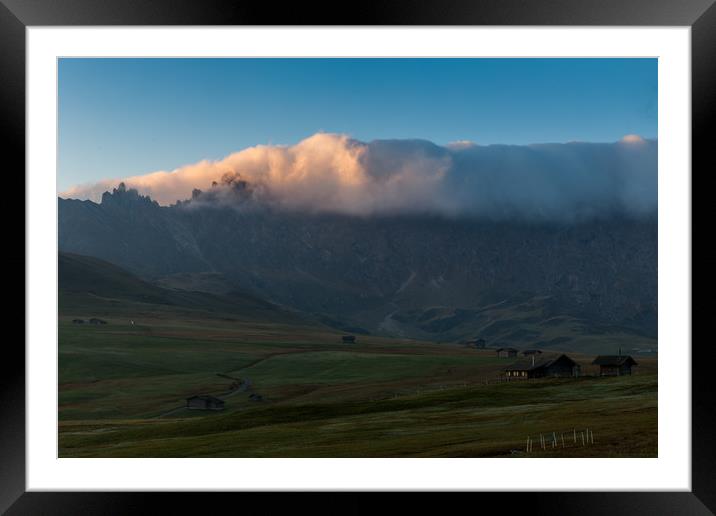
xmin=59 ymin=374 xmax=656 ymax=457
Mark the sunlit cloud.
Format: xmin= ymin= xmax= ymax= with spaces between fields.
xmin=60 ymin=132 xmax=657 ymax=220
xmin=620 ymin=134 xmax=647 ymax=144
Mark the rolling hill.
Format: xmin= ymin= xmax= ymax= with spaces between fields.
xmin=59 ymin=251 xmax=310 ymax=327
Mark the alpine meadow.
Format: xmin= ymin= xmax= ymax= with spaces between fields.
xmin=58 ymin=58 xmax=658 ymax=458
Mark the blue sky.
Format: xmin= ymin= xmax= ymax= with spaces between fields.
xmin=58 ymin=58 xmax=657 ymax=192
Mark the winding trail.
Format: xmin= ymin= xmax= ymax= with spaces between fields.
xmin=152 ymin=349 xmax=310 ymax=418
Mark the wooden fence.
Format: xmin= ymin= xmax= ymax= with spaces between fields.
xmin=525 ymin=428 xmax=595 ymax=453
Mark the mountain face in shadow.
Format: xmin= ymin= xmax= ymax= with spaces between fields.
xmin=58 ymin=186 xmax=657 ymax=353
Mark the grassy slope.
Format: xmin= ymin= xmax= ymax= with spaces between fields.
xmin=59 ymin=252 xmax=657 ymax=457
xmin=59 ymin=318 xmax=657 ymax=457
xmin=60 ymin=374 xmax=656 ymax=458
xmin=59 ymin=251 xmax=305 ymax=324
xmin=392 ymin=298 xmax=657 ymax=355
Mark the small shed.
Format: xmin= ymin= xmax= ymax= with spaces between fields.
xmin=186 ymin=395 xmax=225 ymax=411
xmin=466 ymin=338 xmax=486 ymax=348
xmin=505 ymin=354 xmax=581 ymax=379
xmin=592 ymin=355 xmax=638 ymax=376
xmin=342 ymin=335 xmax=356 ymax=344
xmin=496 ymin=347 xmax=518 ymax=358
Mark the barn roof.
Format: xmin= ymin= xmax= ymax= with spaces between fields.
xmin=592 ymin=355 xmax=638 ymax=366
xmin=505 ymin=354 xmax=578 ymax=371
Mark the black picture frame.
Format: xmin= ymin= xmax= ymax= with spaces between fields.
xmin=3 ymin=1 xmax=712 ymax=513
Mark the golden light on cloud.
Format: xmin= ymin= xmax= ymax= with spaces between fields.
xmin=620 ymin=134 xmax=646 ymax=144
xmin=60 ymin=132 xmax=657 ymax=220
xmin=446 ymin=140 xmax=477 ymax=150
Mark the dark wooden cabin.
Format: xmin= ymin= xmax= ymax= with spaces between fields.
xmin=186 ymin=395 xmax=225 ymax=411
xmin=465 ymin=338 xmax=486 ymax=348
xmin=505 ymin=354 xmax=581 ymax=379
xmin=496 ymin=347 xmax=518 ymax=358
xmin=342 ymin=335 xmax=356 ymax=344
xmin=592 ymin=355 xmax=638 ymax=376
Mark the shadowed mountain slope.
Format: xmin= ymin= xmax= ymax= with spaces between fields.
xmin=59 ymin=186 xmax=657 ymax=353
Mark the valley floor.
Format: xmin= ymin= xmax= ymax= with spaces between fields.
xmin=58 ymin=314 xmax=657 ymax=458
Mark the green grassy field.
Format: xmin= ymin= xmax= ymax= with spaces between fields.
xmin=58 ymin=252 xmax=658 ymax=457
xmin=59 ymin=315 xmax=657 ymax=457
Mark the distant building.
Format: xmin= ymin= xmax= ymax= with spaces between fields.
xmin=342 ymin=335 xmax=356 ymax=344
xmin=466 ymin=338 xmax=486 ymax=348
xmin=505 ymin=354 xmax=581 ymax=379
xmin=592 ymin=355 xmax=638 ymax=376
xmin=521 ymin=349 xmax=542 ymax=356
xmin=89 ymin=318 xmax=107 ymax=325
xmin=496 ymin=347 xmax=518 ymax=358
xmin=186 ymin=395 xmax=225 ymax=410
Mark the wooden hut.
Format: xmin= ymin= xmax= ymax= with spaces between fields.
xmin=496 ymin=347 xmax=518 ymax=358
xmin=505 ymin=354 xmax=581 ymax=379
xmin=592 ymin=355 xmax=638 ymax=376
xmin=465 ymin=338 xmax=486 ymax=348
xmin=186 ymin=395 xmax=225 ymax=411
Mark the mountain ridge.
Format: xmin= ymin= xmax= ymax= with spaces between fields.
xmin=58 ymin=186 xmax=658 ymax=353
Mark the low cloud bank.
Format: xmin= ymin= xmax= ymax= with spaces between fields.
xmin=61 ymin=133 xmax=657 ymax=220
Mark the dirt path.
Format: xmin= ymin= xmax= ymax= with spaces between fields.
xmin=155 ymin=406 xmax=188 ymax=418
xmin=152 ymin=347 xmax=367 ymax=418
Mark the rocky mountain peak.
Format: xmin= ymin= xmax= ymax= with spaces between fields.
xmin=101 ymin=182 xmax=159 ymax=209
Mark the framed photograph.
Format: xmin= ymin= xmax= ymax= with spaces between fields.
xmin=4 ymin=0 xmax=711 ymax=513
